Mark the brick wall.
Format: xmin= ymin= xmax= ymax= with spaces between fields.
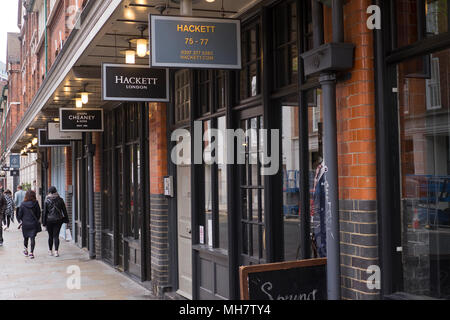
xmin=149 ymin=102 xmax=170 ymax=297
xmin=324 ymin=0 xmax=380 ymax=299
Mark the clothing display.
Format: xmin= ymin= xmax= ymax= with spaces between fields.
xmin=312 ymin=161 xmax=327 ymax=258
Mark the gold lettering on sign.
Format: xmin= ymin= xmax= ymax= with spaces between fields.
xmin=177 ymin=24 xmax=216 ymax=33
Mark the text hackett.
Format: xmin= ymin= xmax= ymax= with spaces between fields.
xmin=177 ymin=24 xmax=216 ymax=33
xmin=114 ymin=76 xmax=158 ymax=85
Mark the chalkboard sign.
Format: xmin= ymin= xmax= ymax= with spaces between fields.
xmin=240 ymin=258 xmax=327 ymax=300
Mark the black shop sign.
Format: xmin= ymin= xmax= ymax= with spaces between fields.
xmin=102 ymin=64 xmax=169 ymax=102
xmin=38 ymin=129 xmax=71 ymax=147
xmin=60 ymin=108 xmax=104 ymax=132
xmin=240 ymin=258 xmax=327 ymax=300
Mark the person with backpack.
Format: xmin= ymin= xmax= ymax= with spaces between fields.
xmin=17 ymin=190 xmax=42 ymax=259
xmin=0 ymin=188 xmax=6 ymax=246
xmin=2 ymin=190 xmax=16 ymax=230
xmin=42 ymin=186 xmax=69 ymax=257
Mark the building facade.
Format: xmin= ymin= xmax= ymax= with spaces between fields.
xmin=1 ymin=0 xmax=449 ymax=300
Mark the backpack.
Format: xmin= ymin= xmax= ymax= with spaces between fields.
xmin=47 ymin=198 xmax=63 ymax=223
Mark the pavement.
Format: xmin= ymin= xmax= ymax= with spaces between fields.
xmin=0 ymin=220 xmax=158 ymax=300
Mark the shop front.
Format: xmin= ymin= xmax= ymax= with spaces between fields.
xmin=376 ymin=0 xmax=450 ymax=299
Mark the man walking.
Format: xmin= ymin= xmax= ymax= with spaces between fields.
xmin=0 ymin=189 xmax=7 ymax=246
xmin=14 ymin=185 xmax=26 ymax=220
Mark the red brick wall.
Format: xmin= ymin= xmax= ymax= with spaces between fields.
xmin=323 ymin=0 xmax=377 ymax=201
xmin=65 ymin=146 xmax=72 ymax=188
xmin=149 ymin=103 xmax=168 ymax=195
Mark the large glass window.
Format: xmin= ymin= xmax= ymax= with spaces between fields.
xmin=281 ymin=89 xmax=324 ymax=261
xmin=273 ymin=0 xmax=298 ymax=89
xmin=240 ymin=20 xmax=261 ymax=101
xmin=395 ymin=0 xmax=449 ymax=48
xmin=397 ymin=48 xmax=450 ymax=299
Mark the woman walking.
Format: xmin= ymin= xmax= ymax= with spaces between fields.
xmin=17 ymin=190 xmax=42 ymax=259
xmin=2 ymin=190 xmax=16 ymax=230
xmin=42 ymin=187 xmax=69 ymax=257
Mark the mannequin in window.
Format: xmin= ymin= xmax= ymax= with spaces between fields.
xmin=312 ymin=157 xmax=326 ymax=258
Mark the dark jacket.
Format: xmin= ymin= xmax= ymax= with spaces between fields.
xmin=42 ymin=193 xmax=69 ymax=226
xmin=0 ymin=192 xmax=6 ymax=221
xmin=17 ymin=201 xmax=42 ymax=238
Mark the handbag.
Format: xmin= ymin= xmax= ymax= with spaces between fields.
xmin=65 ymin=226 xmax=73 ymax=241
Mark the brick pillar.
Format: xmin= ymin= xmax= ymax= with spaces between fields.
xmin=324 ymin=0 xmax=380 ymax=300
xmin=149 ymin=102 xmax=169 ymax=297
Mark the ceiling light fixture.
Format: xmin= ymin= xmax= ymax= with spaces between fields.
xmin=75 ymin=98 xmax=83 ymax=108
xmin=80 ymin=84 xmax=90 ymax=104
xmin=120 ymin=41 xmax=136 ymax=64
xmin=130 ymin=25 xmax=149 ymax=58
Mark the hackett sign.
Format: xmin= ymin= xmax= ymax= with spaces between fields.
xmin=150 ymin=15 xmax=242 ymax=69
xmin=60 ymin=108 xmax=104 ymax=132
xmin=102 ymin=64 xmax=169 ymax=102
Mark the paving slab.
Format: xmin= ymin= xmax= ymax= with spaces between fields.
xmin=0 ymin=221 xmax=158 ymax=300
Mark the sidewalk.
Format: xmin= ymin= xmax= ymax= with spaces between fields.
xmin=0 ymin=220 xmax=157 ymax=300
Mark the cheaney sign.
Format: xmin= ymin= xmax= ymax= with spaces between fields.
xmin=102 ymin=63 xmax=169 ymax=101
xmin=59 ymin=108 xmax=104 ymax=132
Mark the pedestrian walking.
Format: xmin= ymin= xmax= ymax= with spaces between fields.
xmin=14 ymin=185 xmax=26 ymax=219
xmin=0 ymin=188 xmax=6 ymax=246
xmin=42 ymin=187 xmax=69 ymax=257
xmin=17 ymin=190 xmax=42 ymax=259
xmin=2 ymin=190 xmax=16 ymax=230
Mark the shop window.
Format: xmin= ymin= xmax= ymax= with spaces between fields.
xmin=198 ymin=70 xmax=212 ymax=116
xmin=240 ymin=20 xmax=261 ymax=101
xmin=281 ymin=89 xmax=324 ymax=261
xmin=240 ymin=116 xmax=266 ymax=263
xmin=175 ymin=70 xmax=191 ymax=124
xmin=273 ymin=0 xmax=298 ymax=89
xmin=397 ymin=49 xmax=450 ymax=299
xmin=202 ymin=117 xmax=228 ymax=251
xmin=395 ymin=0 xmax=449 ymax=49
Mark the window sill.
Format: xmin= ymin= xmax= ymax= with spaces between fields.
xmin=384 ymin=292 xmax=443 ymax=300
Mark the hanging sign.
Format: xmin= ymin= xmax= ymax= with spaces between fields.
xmin=10 ymin=170 xmax=20 ymax=177
xmin=150 ymin=15 xmax=242 ymax=69
xmin=9 ymin=155 xmax=20 ymax=169
xmin=59 ymin=108 xmax=104 ymax=132
xmin=48 ymin=122 xmax=82 ymax=140
xmin=102 ymin=64 xmax=169 ymax=102
xmin=1 ymin=166 xmax=10 ymax=171
xmin=39 ymin=129 xmax=71 ymax=147
xmin=239 ymin=258 xmax=327 ymax=300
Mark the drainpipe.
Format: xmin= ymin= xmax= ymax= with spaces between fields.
xmin=319 ymin=0 xmax=344 ymax=301
xmin=45 ymin=0 xmax=48 ymax=75
xmin=86 ymin=134 xmax=96 ymax=259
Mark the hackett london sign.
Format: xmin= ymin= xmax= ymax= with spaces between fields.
xmin=60 ymin=108 xmax=104 ymax=132
xmin=150 ymin=15 xmax=242 ymax=69
xmin=102 ymin=64 xmax=169 ymax=102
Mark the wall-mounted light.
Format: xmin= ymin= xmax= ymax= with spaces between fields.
xmin=32 ymin=138 xmax=38 ymax=146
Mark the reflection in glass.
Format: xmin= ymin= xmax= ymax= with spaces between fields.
xmin=398 ymin=49 xmax=450 ymax=299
